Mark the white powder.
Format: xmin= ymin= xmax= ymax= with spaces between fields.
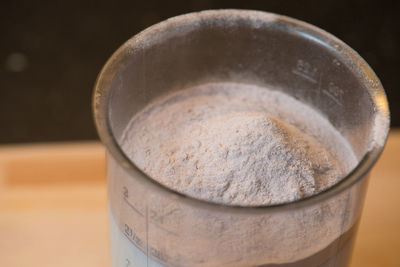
xmin=121 ymin=82 xmax=357 ymax=206
xmin=117 ymin=82 xmax=361 ymax=265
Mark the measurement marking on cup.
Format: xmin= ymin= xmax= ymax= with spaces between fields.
xmin=323 ymin=89 xmax=342 ymax=106
xmin=292 ymin=59 xmax=318 ymax=84
xmin=123 ymin=186 xmax=129 ymax=198
xmin=150 ymin=247 xmax=168 ymax=262
xmin=123 ymin=196 xmax=144 ymax=216
xmin=124 ymin=223 xmax=145 ymax=249
xmin=122 ymin=188 xmax=179 ymax=236
xmin=322 ymin=82 xmax=344 ymax=106
xmin=332 ymin=58 xmax=341 ymax=67
xmin=151 ymin=219 xmax=179 ymax=236
xmin=149 ymin=208 xmax=180 ymax=224
xmin=123 ymin=222 xmax=168 ymax=263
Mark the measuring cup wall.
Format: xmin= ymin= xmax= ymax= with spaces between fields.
xmin=93 ymin=10 xmax=389 ymax=267
xmin=108 ymin=154 xmax=370 ymax=266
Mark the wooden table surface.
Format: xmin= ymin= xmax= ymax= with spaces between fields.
xmin=0 ymin=131 xmax=399 ymax=267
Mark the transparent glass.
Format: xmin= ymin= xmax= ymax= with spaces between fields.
xmin=93 ymin=10 xmax=389 ymax=267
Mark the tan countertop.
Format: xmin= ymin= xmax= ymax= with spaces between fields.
xmin=0 ymin=131 xmax=399 ymax=267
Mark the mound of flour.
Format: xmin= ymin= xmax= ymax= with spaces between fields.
xmin=121 ymin=82 xmax=356 ymax=206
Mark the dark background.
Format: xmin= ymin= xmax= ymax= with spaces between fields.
xmin=1 ymin=0 xmax=399 ymax=144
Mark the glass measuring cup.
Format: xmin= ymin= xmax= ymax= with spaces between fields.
xmin=93 ymin=10 xmax=389 ymax=266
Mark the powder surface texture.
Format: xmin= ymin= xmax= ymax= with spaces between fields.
xmin=121 ymin=82 xmax=356 ymax=206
